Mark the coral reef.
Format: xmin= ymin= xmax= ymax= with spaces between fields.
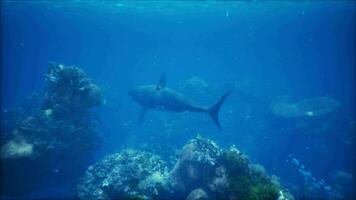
xmin=42 ymin=62 xmax=102 ymax=113
xmin=169 ymin=137 xmax=222 ymax=195
xmin=0 ymin=63 xmax=102 ymax=196
xmin=76 ymin=137 xmax=292 ymax=200
xmin=220 ymin=147 xmax=282 ymax=200
xmin=76 ymin=149 xmax=169 ymax=200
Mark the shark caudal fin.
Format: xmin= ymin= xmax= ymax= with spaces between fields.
xmin=208 ymin=92 xmax=230 ymax=130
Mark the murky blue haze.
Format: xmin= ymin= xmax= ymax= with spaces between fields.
xmin=1 ymin=1 xmax=355 ymax=199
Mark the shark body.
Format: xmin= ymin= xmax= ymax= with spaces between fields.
xmin=128 ymin=75 xmax=230 ymax=129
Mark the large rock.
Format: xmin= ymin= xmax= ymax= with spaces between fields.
xmin=169 ymin=137 xmax=222 ymax=194
xmin=42 ymin=62 xmax=102 ymax=112
xmin=0 ymin=63 xmax=102 ymax=196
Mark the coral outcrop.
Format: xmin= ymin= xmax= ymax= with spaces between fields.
xmin=169 ymin=137 xmax=222 ymax=195
xmin=76 ymin=150 xmax=169 ymax=200
xmin=76 ymin=137 xmax=293 ymax=200
xmin=42 ymin=62 xmax=102 ymax=113
xmin=0 ymin=63 xmax=102 ymax=196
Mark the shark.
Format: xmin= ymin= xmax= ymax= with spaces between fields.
xmin=128 ymin=75 xmax=230 ymax=130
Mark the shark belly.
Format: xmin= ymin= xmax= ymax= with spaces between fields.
xmin=152 ymin=97 xmax=191 ymax=112
xmin=154 ymin=89 xmax=205 ymax=113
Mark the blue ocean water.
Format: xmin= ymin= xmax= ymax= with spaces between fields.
xmin=1 ymin=1 xmax=355 ymax=199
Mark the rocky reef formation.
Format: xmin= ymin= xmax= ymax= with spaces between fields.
xmin=0 ymin=63 xmax=102 ymax=196
xmin=76 ymin=149 xmax=169 ymax=200
xmin=42 ymin=62 xmax=102 ymax=113
xmin=270 ymin=96 xmax=340 ymax=119
xmin=269 ymin=95 xmax=341 ymax=137
xmin=76 ymin=137 xmax=293 ymax=200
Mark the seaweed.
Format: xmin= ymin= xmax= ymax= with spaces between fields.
xmin=221 ymin=148 xmax=280 ymax=200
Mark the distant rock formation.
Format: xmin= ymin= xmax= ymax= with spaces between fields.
xmin=270 ymin=96 xmax=340 ymax=119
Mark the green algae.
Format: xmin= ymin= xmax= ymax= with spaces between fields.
xmin=221 ymin=149 xmax=280 ymax=200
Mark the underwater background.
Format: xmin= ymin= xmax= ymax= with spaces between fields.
xmin=1 ymin=1 xmax=355 ymax=199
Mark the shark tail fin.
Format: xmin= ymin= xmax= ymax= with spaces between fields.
xmin=208 ymin=91 xmax=230 ymax=130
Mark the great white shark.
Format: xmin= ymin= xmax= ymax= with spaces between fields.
xmin=128 ymin=75 xmax=230 ymax=130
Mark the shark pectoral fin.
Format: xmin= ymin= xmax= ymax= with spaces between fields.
xmin=158 ymin=74 xmax=166 ymax=89
xmin=138 ymin=108 xmax=147 ymax=124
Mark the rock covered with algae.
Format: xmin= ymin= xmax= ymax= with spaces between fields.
xmin=170 ymin=137 xmax=293 ymax=200
xmin=0 ymin=62 xmax=102 ymax=196
xmin=169 ymin=136 xmax=222 ymax=194
xmin=76 ymin=137 xmax=293 ymax=200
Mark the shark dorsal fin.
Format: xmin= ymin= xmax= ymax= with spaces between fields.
xmin=156 ymin=74 xmax=166 ymax=90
